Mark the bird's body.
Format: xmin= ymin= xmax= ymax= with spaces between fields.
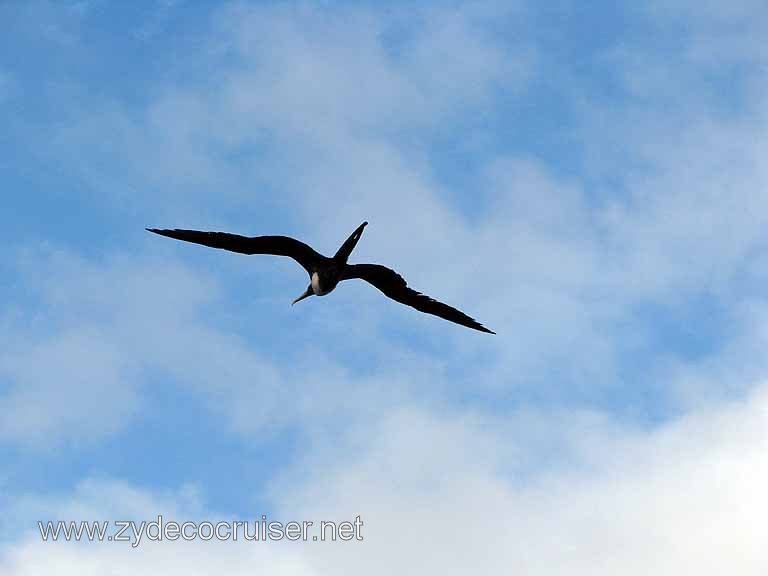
xmin=146 ymin=222 xmax=494 ymax=334
xmin=311 ymin=271 xmax=335 ymax=296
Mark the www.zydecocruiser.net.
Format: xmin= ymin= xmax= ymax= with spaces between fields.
xmin=38 ymin=515 xmax=364 ymax=547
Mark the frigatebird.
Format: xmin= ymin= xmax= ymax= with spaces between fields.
xmin=146 ymin=222 xmax=494 ymax=334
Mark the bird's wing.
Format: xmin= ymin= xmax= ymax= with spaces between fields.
xmin=342 ymin=263 xmax=495 ymax=334
xmin=146 ymin=229 xmax=324 ymax=275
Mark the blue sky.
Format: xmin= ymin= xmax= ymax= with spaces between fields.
xmin=2 ymin=0 xmax=768 ymax=573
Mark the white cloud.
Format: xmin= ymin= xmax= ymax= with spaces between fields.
xmin=214 ymin=2 xmax=532 ymax=132
xmin=0 ymin=250 xmax=212 ymax=447
xmin=284 ymin=386 xmax=768 ymax=574
xmin=3 ymin=382 xmax=768 ymax=574
xmin=0 ymin=327 xmax=138 ymax=445
xmin=0 ymin=248 xmax=433 ymax=447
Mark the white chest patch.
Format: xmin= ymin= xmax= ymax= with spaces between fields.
xmin=311 ymin=272 xmax=325 ymax=295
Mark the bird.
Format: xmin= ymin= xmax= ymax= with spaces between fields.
xmin=146 ymin=222 xmax=494 ymax=334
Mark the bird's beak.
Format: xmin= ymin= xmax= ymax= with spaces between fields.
xmin=292 ymin=287 xmax=313 ymax=306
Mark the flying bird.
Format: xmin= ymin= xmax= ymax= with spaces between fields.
xmin=146 ymin=222 xmax=494 ymax=334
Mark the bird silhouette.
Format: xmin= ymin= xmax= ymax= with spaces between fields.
xmin=146 ymin=222 xmax=494 ymax=334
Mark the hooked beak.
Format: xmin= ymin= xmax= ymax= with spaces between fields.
xmin=292 ymin=287 xmax=313 ymax=306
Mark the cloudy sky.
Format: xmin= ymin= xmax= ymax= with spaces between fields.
xmin=1 ymin=0 xmax=767 ymax=573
